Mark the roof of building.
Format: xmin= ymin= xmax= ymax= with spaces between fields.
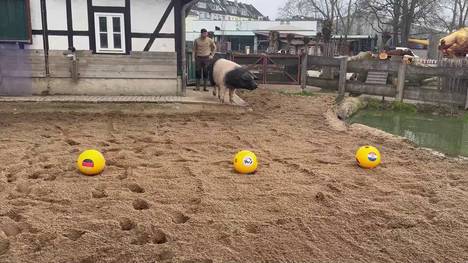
xmin=191 ymin=0 xmax=265 ymax=19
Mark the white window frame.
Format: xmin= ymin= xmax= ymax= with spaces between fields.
xmin=94 ymin=12 xmax=126 ymax=54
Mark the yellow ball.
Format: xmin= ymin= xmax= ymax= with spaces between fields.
xmin=356 ymin=146 xmax=381 ymax=169
xmin=233 ymin=150 xmax=258 ymax=174
xmin=77 ymin=150 xmax=106 ymax=176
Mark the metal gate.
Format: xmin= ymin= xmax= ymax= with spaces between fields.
xmin=232 ymin=54 xmax=301 ymax=85
xmin=186 ymin=52 xmax=231 ymax=85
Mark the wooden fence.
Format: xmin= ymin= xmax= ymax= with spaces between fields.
xmin=303 ymin=55 xmax=468 ymax=108
xmin=0 ymin=49 xmax=178 ymax=95
xmin=232 ymin=54 xmax=302 ymax=85
xmin=0 ymin=50 xmax=177 ymax=79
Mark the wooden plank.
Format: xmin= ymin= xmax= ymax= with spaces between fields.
xmin=366 ymin=71 xmax=388 ymax=85
xmin=78 ymin=59 xmax=176 ymax=66
xmin=77 ymin=64 xmax=176 ymax=72
xmin=46 ymin=51 xmax=177 ymax=63
xmin=78 ymin=70 xmax=176 ymax=79
xmin=307 ymin=56 xmax=341 ymax=68
xmin=76 ymin=52 xmax=176 ymax=60
xmin=346 ymin=83 xmax=465 ymax=106
xmin=2 ymin=70 xmax=45 ymax=78
xmin=366 ymin=81 xmax=387 ymax=85
xmin=130 ymin=51 xmax=176 ymax=58
xmin=407 ymin=65 xmax=468 ymax=77
xmin=337 ymin=57 xmax=348 ymax=101
xmin=301 ymin=53 xmax=308 ymax=90
xmin=77 ymin=55 xmax=176 ymax=63
xmin=348 ymin=60 xmax=400 ymax=73
xmin=367 ymin=77 xmax=387 ymax=81
xmin=0 ymin=51 xmax=45 ymax=77
xmin=46 ymin=52 xmax=177 ymax=79
xmin=404 ymin=87 xmax=465 ymax=106
xmin=368 ymin=72 xmax=389 ymax=76
xmin=465 ymin=86 xmax=468 ymax=110
xmin=395 ymin=63 xmax=407 ymax=102
xmin=347 ymin=83 xmax=395 ymax=97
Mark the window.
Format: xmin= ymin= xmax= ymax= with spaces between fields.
xmin=197 ymin=2 xmax=207 ymax=8
xmin=0 ymin=0 xmax=31 ymax=42
xmin=94 ymin=13 xmax=125 ymax=53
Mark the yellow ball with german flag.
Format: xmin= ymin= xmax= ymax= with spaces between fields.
xmin=77 ymin=150 xmax=106 ymax=176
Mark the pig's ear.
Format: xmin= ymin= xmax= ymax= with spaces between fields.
xmin=241 ymin=71 xmax=251 ymax=80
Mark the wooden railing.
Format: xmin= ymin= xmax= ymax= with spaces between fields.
xmin=303 ymin=55 xmax=468 ymax=108
xmin=0 ymin=50 xmax=177 ymax=80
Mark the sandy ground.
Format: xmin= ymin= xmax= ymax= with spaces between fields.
xmin=0 ymin=87 xmax=467 ymax=263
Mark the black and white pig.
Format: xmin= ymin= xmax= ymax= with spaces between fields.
xmin=209 ymin=58 xmax=258 ymax=104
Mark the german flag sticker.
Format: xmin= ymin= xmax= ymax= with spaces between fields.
xmin=82 ymin=159 xmax=94 ymax=168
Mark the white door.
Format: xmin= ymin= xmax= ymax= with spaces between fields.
xmin=94 ymin=13 xmax=125 ymax=53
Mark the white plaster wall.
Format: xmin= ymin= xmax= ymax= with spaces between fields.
xmin=26 ymin=35 xmax=44 ymax=49
xmin=132 ymin=38 xmax=175 ymax=52
xmin=72 ymin=0 xmax=89 ymax=31
xmin=131 ymin=0 xmax=174 ymax=34
xmin=48 ymin=36 xmax=69 ymax=50
xmin=74 ymin=36 xmax=90 ymax=50
xmin=46 ymin=0 xmax=67 ymax=30
xmin=30 ymin=0 xmax=42 ymax=30
xmin=92 ymin=0 xmax=125 ymax=6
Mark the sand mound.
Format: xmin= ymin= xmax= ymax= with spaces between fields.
xmin=0 ymin=88 xmax=467 ymax=262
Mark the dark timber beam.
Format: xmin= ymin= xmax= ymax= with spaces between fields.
xmin=87 ymin=0 xmax=95 ymax=52
xmin=179 ymin=0 xmax=199 ymax=95
xmin=40 ymin=0 xmax=49 ymax=76
xmin=66 ymin=0 xmax=73 ymax=48
xmin=144 ymin=0 xmax=175 ymax=51
xmin=124 ymin=0 xmax=132 ymax=53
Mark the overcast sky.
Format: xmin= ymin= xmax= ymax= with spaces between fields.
xmin=239 ymin=0 xmax=285 ymax=19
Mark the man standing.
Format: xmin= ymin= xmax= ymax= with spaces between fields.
xmin=193 ymin=28 xmax=216 ymax=91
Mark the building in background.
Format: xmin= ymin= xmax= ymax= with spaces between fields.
xmin=190 ymin=0 xmax=267 ymax=21
xmin=186 ymin=20 xmax=318 ymax=54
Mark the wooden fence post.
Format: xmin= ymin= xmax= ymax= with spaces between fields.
xmin=465 ymin=85 xmax=468 ymax=110
xmin=337 ymin=56 xmax=348 ymax=101
xmin=396 ymin=62 xmax=407 ymax=102
xmin=301 ymin=53 xmax=308 ymax=91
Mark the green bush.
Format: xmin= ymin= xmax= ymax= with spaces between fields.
xmin=365 ymin=99 xmax=384 ymax=110
xmin=390 ymin=101 xmax=417 ymax=113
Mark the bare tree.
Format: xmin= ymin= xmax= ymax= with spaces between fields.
xmin=335 ymin=0 xmax=359 ymax=41
xmin=278 ymin=0 xmax=358 ymax=40
xmin=435 ymin=0 xmax=468 ymax=32
xmin=278 ymin=0 xmax=320 ymax=19
xmin=361 ymin=0 xmax=439 ymax=46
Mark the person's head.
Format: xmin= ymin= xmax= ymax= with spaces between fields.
xmin=201 ymin=28 xmax=208 ymax=38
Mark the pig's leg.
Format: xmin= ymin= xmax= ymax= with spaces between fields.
xmin=218 ymin=85 xmax=222 ymax=100
xmin=229 ymin=88 xmax=235 ymax=104
xmin=212 ymin=85 xmax=217 ymax=97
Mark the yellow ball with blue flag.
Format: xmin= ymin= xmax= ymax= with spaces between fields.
xmin=356 ymin=146 xmax=381 ymax=169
